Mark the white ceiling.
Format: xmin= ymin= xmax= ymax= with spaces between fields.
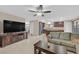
xmin=0 ymin=5 xmax=79 ymax=22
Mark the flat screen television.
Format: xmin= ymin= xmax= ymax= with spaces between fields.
xmin=3 ymin=20 xmax=25 ymax=33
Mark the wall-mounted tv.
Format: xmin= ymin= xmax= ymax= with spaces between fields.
xmin=3 ymin=20 xmax=25 ymax=33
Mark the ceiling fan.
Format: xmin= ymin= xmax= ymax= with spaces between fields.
xmin=28 ymin=5 xmax=52 ymax=16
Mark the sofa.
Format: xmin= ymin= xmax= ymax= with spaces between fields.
xmin=47 ymin=32 xmax=79 ymax=53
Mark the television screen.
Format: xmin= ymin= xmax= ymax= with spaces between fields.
xmin=3 ymin=20 xmax=25 ymax=33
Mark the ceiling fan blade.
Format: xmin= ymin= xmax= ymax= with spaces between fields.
xmin=28 ymin=9 xmax=36 ymax=12
xmin=42 ymin=14 xmax=44 ymax=16
xmin=43 ymin=11 xmax=51 ymax=13
xmin=33 ymin=14 xmax=37 ymax=16
xmin=33 ymin=13 xmax=44 ymax=17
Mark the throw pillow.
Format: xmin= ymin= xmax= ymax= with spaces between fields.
xmin=60 ymin=32 xmax=71 ymax=41
xmin=51 ymin=32 xmax=60 ymax=39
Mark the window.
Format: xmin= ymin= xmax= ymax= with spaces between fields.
xmin=72 ymin=20 xmax=79 ymax=33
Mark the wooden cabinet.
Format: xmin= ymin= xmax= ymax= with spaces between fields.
xmin=54 ymin=22 xmax=64 ymax=27
xmin=0 ymin=32 xmax=27 ymax=47
xmin=3 ymin=36 xmax=12 ymax=46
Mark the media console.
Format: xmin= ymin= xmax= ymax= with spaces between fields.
xmin=0 ymin=31 xmax=27 ymax=47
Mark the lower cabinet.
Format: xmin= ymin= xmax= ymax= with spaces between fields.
xmin=2 ymin=36 xmax=12 ymax=47
xmin=0 ymin=32 xmax=27 ymax=47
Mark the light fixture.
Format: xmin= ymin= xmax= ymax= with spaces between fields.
xmin=25 ymin=22 xmax=30 ymax=24
xmin=47 ymin=22 xmax=51 ymax=24
xmin=28 ymin=5 xmax=52 ymax=17
xmin=37 ymin=13 xmax=42 ymax=16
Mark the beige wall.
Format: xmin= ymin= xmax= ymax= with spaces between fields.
xmin=30 ymin=20 xmax=39 ymax=36
xmin=0 ymin=12 xmax=25 ymax=33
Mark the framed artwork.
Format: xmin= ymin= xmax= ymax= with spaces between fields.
xmin=54 ymin=21 xmax=64 ymax=27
